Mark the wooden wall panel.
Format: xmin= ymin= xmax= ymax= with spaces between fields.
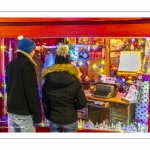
xmin=0 ymin=24 xmax=150 ymax=38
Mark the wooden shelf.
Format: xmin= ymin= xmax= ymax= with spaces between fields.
xmin=110 ymin=50 xmax=122 ymax=52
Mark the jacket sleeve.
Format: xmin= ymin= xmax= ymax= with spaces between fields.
xmin=23 ymin=64 xmax=42 ymax=124
xmin=75 ymin=80 xmax=87 ymax=110
xmin=42 ymin=85 xmax=50 ymax=120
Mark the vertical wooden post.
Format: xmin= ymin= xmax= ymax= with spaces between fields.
xmin=105 ymin=38 xmax=110 ymax=76
xmin=13 ymin=39 xmax=18 ymax=59
xmin=0 ymin=38 xmax=4 ymax=120
xmin=0 ymin=38 xmax=2 ymax=120
xmin=4 ymin=38 xmax=10 ymax=66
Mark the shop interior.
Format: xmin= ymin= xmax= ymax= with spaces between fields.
xmin=0 ymin=18 xmax=150 ymax=132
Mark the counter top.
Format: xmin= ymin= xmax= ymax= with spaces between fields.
xmin=84 ymin=90 xmax=129 ymax=105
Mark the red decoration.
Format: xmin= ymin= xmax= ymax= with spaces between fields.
xmin=118 ymin=84 xmax=124 ymax=93
xmin=79 ymin=67 xmax=85 ymax=78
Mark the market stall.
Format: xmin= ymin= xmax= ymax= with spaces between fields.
xmin=0 ymin=18 xmax=150 ymax=132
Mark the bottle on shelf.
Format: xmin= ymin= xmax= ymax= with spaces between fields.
xmin=94 ymin=50 xmax=99 ymax=59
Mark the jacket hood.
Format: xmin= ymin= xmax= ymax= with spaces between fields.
xmin=42 ymin=64 xmax=81 ymax=88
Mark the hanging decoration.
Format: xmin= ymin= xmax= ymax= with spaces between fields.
xmin=110 ymin=38 xmax=147 ymax=51
xmin=77 ymin=37 xmax=106 ymax=45
xmin=32 ymin=38 xmax=60 ymax=46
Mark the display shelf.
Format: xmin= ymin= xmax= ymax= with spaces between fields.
xmin=110 ymin=50 xmax=123 ymax=52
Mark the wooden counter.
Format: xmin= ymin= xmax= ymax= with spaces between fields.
xmin=84 ymin=90 xmax=128 ymax=105
xmin=84 ymin=90 xmax=136 ymax=125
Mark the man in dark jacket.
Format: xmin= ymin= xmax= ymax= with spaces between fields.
xmin=6 ymin=35 xmax=42 ymax=132
xmin=42 ymin=45 xmax=87 ymax=132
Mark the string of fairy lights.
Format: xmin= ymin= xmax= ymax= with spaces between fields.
xmin=0 ymin=43 xmax=7 ymax=124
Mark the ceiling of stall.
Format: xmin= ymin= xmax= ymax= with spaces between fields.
xmin=0 ymin=17 xmax=150 ymax=38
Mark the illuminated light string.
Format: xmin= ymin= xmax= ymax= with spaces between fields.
xmin=0 ymin=45 xmax=6 ymax=49
xmin=76 ymin=59 xmax=105 ymax=74
xmin=146 ymin=68 xmax=150 ymax=73
xmin=116 ymin=73 xmax=150 ymax=82
xmin=77 ymin=119 xmax=148 ymax=132
xmin=41 ymin=123 xmax=45 ymax=127
xmin=0 ymin=76 xmax=7 ymax=122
